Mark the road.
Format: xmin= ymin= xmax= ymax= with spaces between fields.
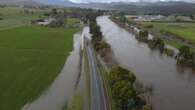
xmin=84 ymin=38 xmax=109 ymax=110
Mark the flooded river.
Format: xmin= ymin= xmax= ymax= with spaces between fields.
xmin=22 ymin=32 xmax=82 ymax=110
xmin=97 ymin=16 xmax=195 ymax=110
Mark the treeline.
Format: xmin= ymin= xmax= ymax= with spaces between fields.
xmin=88 ymin=12 xmax=111 ymax=61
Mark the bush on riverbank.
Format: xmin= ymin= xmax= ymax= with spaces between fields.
xmin=164 ymin=48 xmax=175 ymax=57
xmin=148 ymin=38 xmax=165 ymax=52
xmin=176 ymin=45 xmax=194 ymax=66
xmin=93 ymin=41 xmax=110 ymax=52
xmin=109 ymin=66 xmax=148 ymax=110
xmin=137 ymin=30 xmax=149 ymax=42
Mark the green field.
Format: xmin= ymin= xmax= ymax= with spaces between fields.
xmin=0 ymin=6 xmax=81 ymax=110
xmin=0 ymin=25 xmax=79 ymax=110
xmin=142 ymin=22 xmax=195 ymax=42
xmin=0 ymin=7 xmax=46 ymax=29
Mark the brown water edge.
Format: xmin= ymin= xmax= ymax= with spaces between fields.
xmin=22 ymin=31 xmax=82 ymax=110
xmin=97 ymin=16 xmax=195 ymax=110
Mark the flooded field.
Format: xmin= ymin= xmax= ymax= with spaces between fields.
xmin=97 ymin=16 xmax=195 ymax=110
xmin=22 ymin=32 xmax=82 ymax=110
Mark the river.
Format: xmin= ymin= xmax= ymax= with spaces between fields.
xmin=97 ymin=16 xmax=195 ymax=110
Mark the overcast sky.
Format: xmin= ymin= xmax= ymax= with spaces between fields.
xmin=3 ymin=0 xmax=195 ymax=3
xmin=70 ymin=0 xmax=195 ymax=3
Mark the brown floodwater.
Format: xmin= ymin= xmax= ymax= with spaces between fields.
xmin=22 ymin=32 xmax=82 ymax=110
xmin=97 ymin=16 xmax=195 ymax=110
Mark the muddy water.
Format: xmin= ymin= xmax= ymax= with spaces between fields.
xmin=97 ymin=16 xmax=195 ymax=110
xmin=22 ymin=32 xmax=82 ymax=110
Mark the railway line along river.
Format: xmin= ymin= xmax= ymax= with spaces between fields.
xmin=97 ymin=16 xmax=195 ymax=110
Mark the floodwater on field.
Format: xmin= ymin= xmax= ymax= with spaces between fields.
xmin=22 ymin=32 xmax=82 ymax=110
xmin=97 ymin=16 xmax=195 ymax=110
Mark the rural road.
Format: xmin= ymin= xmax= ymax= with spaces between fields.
xmin=85 ymin=38 xmax=109 ymax=110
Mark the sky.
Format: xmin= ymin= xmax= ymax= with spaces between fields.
xmin=3 ymin=0 xmax=195 ymax=3
xmin=69 ymin=0 xmax=195 ymax=3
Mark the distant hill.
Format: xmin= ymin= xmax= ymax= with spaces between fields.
xmin=36 ymin=0 xmax=74 ymax=6
xmin=0 ymin=0 xmax=42 ymax=6
xmin=1 ymin=0 xmax=195 ymax=15
xmin=140 ymin=1 xmax=195 ymax=15
xmin=78 ymin=1 xmax=195 ymax=15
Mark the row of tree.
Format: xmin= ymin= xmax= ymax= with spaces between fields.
xmin=88 ymin=12 xmax=111 ymax=55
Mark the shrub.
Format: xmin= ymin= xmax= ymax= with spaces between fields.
xmin=164 ymin=48 xmax=175 ymax=57
xmin=176 ymin=45 xmax=194 ymax=66
xmin=137 ymin=30 xmax=149 ymax=42
xmin=148 ymin=38 xmax=165 ymax=52
xmin=109 ymin=66 xmax=136 ymax=86
xmin=93 ymin=41 xmax=110 ymax=52
xmin=144 ymin=24 xmax=153 ymax=28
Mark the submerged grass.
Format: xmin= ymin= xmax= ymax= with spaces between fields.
xmin=165 ymin=40 xmax=195 ymax=52
xmin=68 ymin=92 xmax=83 ymax=110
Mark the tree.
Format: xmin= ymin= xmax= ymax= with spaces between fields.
xmin=190 ymin=15 xmax=194 ymax=20
xmin=109 ymin=66 xmax=137 ymax=110
xmin=176 ymin=45 xmax=194 ymax=65
xmin=178 ymin=46 xmax=192 ymax=59
xmin=112 ymin=80 xmax=136 ymax=110
xmin=62 ymin=9 xmax=68 ymax=26
xmin=138 ymin=30 xmax=148 ymax=41
xmin=109 ymin=66 xmax=136 ymax=87
xmin=89 ymin=20 xmax=102 ymax=42
xmin=51 ymin=8 xmax=58 ymax=17
xmin=148 ymin=38 xmax=165 ymax=52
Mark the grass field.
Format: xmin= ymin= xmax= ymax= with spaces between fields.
xmin=0 ymin=25 xmax=79 ymax=110
xmin=142 ymin=22 xmax=195 ymax=42
xmin=0 ymin=7 xmax=46 ymax=29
